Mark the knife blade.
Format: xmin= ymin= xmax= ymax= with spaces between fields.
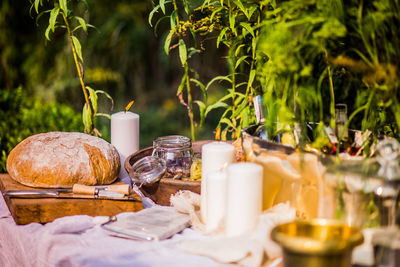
xmin=3 ymin=190 xmax=61 ymax=198
xmin=3 ymin=189 xmax=139 ymax=201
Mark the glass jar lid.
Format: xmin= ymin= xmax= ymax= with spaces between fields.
xmin=153 ymin=135 xmax=192 ymax=150
xmin=129 ymin=156 xmax=166 ymax=186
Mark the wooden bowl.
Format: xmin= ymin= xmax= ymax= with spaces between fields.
xmin=125 ymin=140 xmax=214 ymax=206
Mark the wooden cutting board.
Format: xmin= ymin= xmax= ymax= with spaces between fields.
xmin=0 ymin=174 xmax=143 ymax=225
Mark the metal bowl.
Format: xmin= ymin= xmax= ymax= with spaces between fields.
xmin=271 ymin=219 xmax=364 ymax=267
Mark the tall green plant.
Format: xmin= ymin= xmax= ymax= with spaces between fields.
xmin=256 ymin=0 xmax=347 ymax=141
xmin=151 ymin=0 xmax=400 ymax=150
xmin=149 ymin=0 xmax=266 ymax=140
xmin=256 ymin=0 xmax=400 ymax=150
xmin=31 ymin=0 xmax=113 ymax=136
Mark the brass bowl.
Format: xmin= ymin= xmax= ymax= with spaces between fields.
xmin=271 ymin=219 xmax=364 ymax=267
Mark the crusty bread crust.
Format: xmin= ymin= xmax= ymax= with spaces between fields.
xmin=6 ymin=132 xmax=120 ymax=188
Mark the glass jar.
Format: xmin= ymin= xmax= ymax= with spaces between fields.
xmin=152 ymin=135 xmax=193 ymax=179
xmin=323 ymin=138 xmax=400 ymax=228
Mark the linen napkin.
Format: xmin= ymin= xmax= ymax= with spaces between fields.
xmin=171 ymin=191 xmax=296 ymax=267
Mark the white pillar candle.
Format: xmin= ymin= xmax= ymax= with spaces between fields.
xmin=206 ymin=170 xmax=228 ymax=232
xmin=111 ymin=111 xmax=139 ymax=178
xmin=225 ymin=162 xmax=263 ymax=237
xmin=201 ymin=142 xmax=235 ymax=224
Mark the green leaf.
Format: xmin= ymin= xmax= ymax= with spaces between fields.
xmin=86 ymin=86 xmax=98 ymax=113
xmin=188 ymin=27 xmax=197 ymax=47
xmin=234 ymin=55 xmax=249 ymax=69
xmin=229 ymin=13 xmax=236 ymax=35
xmin=233 ymin=98 xmax=248 ymax=117
xmin=205 ymin=75 xmax=232 ymax=91
xmin=177 ymin=68 xmax=188 ymax=95
xmin=248 ymin=5 xmax=257 ymax=18
xmin=49 ymin=7 xmax=60 ymax=32
xmin=154 ymin=16 xmax=170 ymax=34
xmin=205 ymin=102 xmax=229 ymax=117
xmin=210 ymin=7 xmax=224 ymax=22
xmin=219 ymin=106 xmax=233 ymax=122
xmin=240 ymin=22 xmax=255 ymax=38
xmin=182 ymin=0 xmax=189 ymax=14
xmin=71 ymin=36 xmax=83 ymax=62
xmin=248 ymin=69 xmax=256 ymax=87
xmin=45 ymin=24 xmax=52 ymax=40
xmin=233 ymin=92 xmax=246 ymax=106
xmin=202 ymin=0 xmax=212 ymax=10
xmin=235 ymin=82 xmax=248 ymax=89
xmin=59 ymin=0 xmax=67 ymax=15
xmin=72 ymin=24 xmax=97 ymax=33
xmin=164 ymin=31 xmax=174 ymax=55
xmin=75 ymin=16 xmax=87 ymax=33
xmin=36 ymin=10 xmax=51 ymax=26
xmin=219 ymin=91 xmax=236 ymax=103
xmin=220 ymin=117 xmax=234 ymax=128
xmin=187 ymin=47 xmax=200 ymax=59
xmin=86 ymin=24 xmax=97 ymax=31
xmin=160 ymin=0 xmax=166 ymax=14
xmin=170 ymin=10 xmax=177 ymax=31
xmin=190 ymin=78 xmax=206 ymax=99
xmin=95 ymin=113 xmax=111 ymax=120
xmin=148 ymin=5 xmax=161 ymax=27
xmin=217 ymin=27 xmax=229 ymax=48
xmin=251 ymin=38 xmax=257 ymax=58
xmin=95 ymin=89 xmax=114 ymax=111
xmin=221 ymin=128 xmax=228 ymax=141
xmin=82 ymin=103 xmax=92 ymax=133
xmin=233 ymin=0 xmax=248 ymax=19
xmin=34 ymin=0 xmax=40 ymax=14
xmin=234 ymin=44 xmax=245 ymax=56
xmin=194 ymin=100 xmax=206 ymax=126
xmin=178 ymin=39 xmax=187 ymax=66
xmin=242 ymin=107 xmax=250 ymax=127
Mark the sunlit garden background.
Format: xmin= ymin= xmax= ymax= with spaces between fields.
xmin=0 ymin=0 xmax=228 ymax=172
xmin=2 ymin=0 xmax=400 ymax=173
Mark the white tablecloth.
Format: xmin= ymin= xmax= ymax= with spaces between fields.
xmin=0 ymin=194 xmax=229 ymax=267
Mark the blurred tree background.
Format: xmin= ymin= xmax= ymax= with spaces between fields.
xmin=0 ymin=0 xmax=227 ymax=171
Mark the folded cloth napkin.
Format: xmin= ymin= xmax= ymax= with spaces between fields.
xmin=171 ymin=191 xmax=296 ymax=267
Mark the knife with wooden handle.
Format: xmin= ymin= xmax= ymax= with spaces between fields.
xmin=72 ymin=184 xmax=131 ymax=195
xmin=3 ymin=184 xmax=137 ymax=201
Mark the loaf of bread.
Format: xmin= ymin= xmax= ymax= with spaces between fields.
xmin=6 ymin=132 xmax=121 ymax=188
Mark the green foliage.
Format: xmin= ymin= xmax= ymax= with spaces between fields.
xmin=0 ymin=87 xmax=82 ymax=172
xmin=150 ymin=0 xmax=264 ymax=140
xmin=256 ymin=0 xmax=400 ymax=147
xmin=32 ymin=0 xmax=113 ymax=136
xmin=151 ymin=0 xmax=400 ymax=146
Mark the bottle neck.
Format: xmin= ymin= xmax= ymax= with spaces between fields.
xmin=253 ymin=95 xmax=265 ymax=124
